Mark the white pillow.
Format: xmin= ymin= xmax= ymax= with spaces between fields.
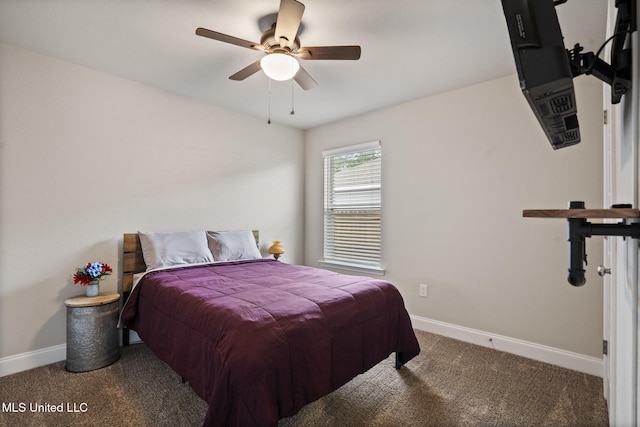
xmin=138 ymin=230 xmax=214 ymax=271
xmin=206 ymin=230 xmax=262 ymax=262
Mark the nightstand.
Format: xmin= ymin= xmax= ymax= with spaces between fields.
xmin=65 ymin=293 xmax=121 ymax=372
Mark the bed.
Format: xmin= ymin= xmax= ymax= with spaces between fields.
xmin=120 ymin=230 xmax=420 ymax=426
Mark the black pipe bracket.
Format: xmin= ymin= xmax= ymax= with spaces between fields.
xmin=567 ymin=201 xmax=640 ymax=286
xmin=523 ymin=201 xmax=640 ymax=286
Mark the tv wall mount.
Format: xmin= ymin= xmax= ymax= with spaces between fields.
xmin=523 ymin=201 xmax=640 ymax=286
xmin=565 ymin=0 xmax=635 ymax=104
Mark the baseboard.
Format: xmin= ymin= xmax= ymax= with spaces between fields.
xmin=411 ymin=315 xmax=603 ymax=378
xmin=0 ymin=344 xmax=66 ymax=377
xmin=128 ymin=330 xmax=142 ymax=344
xmin=1 ymin=331 xmax=143 ymax=377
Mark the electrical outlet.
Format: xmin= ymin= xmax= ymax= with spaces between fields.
xmin=419 ymin=284 xmax=428 ymax=298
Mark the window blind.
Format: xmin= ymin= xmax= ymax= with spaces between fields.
xmin=322 ymin=141 xmax=382 ymax=272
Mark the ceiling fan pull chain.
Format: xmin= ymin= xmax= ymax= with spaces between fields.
xmin=291 ymin=78 xmax=295 ymax=115
xmin=267 ymin=78 xmax=272 ymax=124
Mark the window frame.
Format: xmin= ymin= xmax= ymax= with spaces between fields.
xmin=319 ymin=141 xmax=385 ymax=276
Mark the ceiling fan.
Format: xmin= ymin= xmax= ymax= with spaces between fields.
xmin=195 ymin=0 xmax=361 ymax=90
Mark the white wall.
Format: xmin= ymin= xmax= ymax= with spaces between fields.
xmin=0 ymin=43 xmax=305 ymax=361
xmin=305 ymin=74 xmax=605 ymax=358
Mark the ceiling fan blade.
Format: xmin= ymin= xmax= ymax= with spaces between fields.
xmin=196 ymin=27 xmax=263 ymax=51
xmin=275 ymin=0 xmax=305 ymax=48
xmin=294 ymin=65 xmax=318 ymax=90
xmin=229 ymin=60 xmax=263 ymax=81
xmin=297 ymin=46 xmax=361 ymax=60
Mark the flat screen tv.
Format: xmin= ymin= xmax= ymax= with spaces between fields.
xmin=501 ymin=0 xmax=580 ymax=149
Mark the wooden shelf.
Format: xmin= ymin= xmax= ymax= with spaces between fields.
xmin=523 ymin=208 xmax=640 ymax=219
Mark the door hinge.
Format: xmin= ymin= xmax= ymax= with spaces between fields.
xmin=603 ymin=339 xmax=608 ymax=355
xmin=604 ymin=109 xmax=608 ymax=125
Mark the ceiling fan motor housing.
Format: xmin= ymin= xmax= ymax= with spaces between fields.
xmin=260 ymin=28 xmax=300 ymax=53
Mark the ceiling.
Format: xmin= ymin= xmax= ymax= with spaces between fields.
xmin=0 ymin=0 xmax=608 ymax=129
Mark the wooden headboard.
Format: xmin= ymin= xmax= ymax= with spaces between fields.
xmin=122 ymin=230 xmax=260 ymax=294
xmin=122 ymin=234 xmax=146 ymax=294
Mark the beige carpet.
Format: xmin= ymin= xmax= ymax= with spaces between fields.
xmin=0 ymin=330 xmax=608 ymax=426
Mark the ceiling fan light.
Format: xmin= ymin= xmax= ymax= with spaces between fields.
xmin=260 ymin=53 xmax=300 ymax=81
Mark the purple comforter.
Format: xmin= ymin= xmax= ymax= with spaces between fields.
xmin=121 ymin=259 xmax=420 ymax=426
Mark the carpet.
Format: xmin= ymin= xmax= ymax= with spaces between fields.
xmin=0 ymin=330 xmax=608 ymax=426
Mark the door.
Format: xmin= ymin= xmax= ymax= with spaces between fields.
xmin=604 ymin=75 xmax=639 ymax=427
xmin=603 ymin=2 xmax=639 ymax=424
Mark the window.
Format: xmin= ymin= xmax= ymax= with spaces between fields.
xmin=320 ymin=141 xmax=384 ymax=275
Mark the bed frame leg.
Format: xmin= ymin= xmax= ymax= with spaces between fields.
xmin=122 ymin=291 xmax=130 ymax=346
xmin=395 ymin=352 xmax=403 ymax=369
xmin=123 ymin=327 xmax=130 ymax=346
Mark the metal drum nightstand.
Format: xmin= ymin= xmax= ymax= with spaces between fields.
xmin=65 ymin=293 xmax=121 ymax=373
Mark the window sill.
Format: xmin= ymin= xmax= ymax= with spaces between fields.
xmin=318 ymin=260 xmax=386 ymax=276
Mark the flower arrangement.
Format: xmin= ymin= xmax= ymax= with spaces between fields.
xmin=73 ymin=262 xmax=113 ymax=286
